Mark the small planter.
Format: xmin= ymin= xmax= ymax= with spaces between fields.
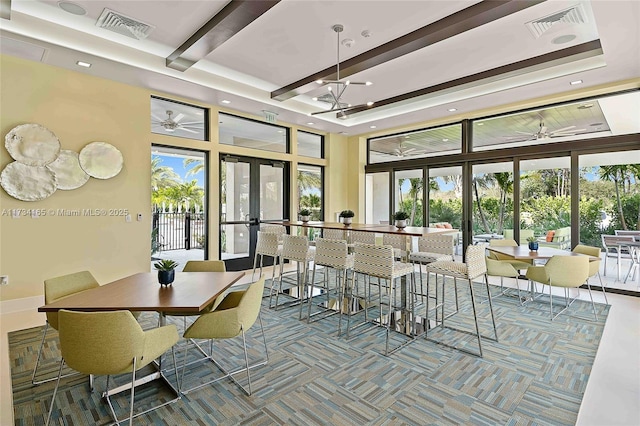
xmin=158 ymin=270 xmax=175 ymax=285
xmin=342 ymin=217 xmax=352 ymax=225
xmin=528 ymin=241 xmax=539 ymax=251
xmin=395 ymin=219 xmax=407 ymax=229
xmin=300 ymin=215 xmax=310 ymax=223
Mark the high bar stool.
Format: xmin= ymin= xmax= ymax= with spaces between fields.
xmin=252 ymin=231 xmax=282 ymax=284
xmin=382 ymin=233 xmax=409 ymax=262
xmin=306 ymin=237 xmax=354 ymax=333
xmin=347 ymin=243 xmax=415 ymax=355
xmin=425 ymin=244 xmax=498 ymax=357
xmin=271 ymin=234 xmax=315 ymax=315
xmin=409 ymin=234 xmax=456 ymax=302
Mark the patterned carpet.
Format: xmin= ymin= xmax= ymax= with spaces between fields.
xmin=10 ymin=274 xmax=609 ymax=425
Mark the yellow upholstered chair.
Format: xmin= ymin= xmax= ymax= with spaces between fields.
xmin=32 ymin=271 xmax=99 ymax=385
xmin=525 ymin=255 xmax=594 ymax=320
xmin=180 ymin=277 xmax=268 ymax=396
xmin=573 ymin=244 xmax=608 ymax=305
xmin=488 ymin=238 xmax=533 ymax=272
xmin=485 ymin=257 xmax=525 ymax=304
xmin=163 ymin=260 xmax=228 ymax=330
xmin=425 ymin=244 xmax=498 ymax=357
xmin=46 ymin=310 xmax=179 ymax=425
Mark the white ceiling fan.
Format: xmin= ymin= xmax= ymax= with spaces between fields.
xmin=394 ymin=143 xmax=425 ymax=157
xmin=151 ymin=110 xmax=203 ymax=134
xmin=504 ymin=118 xmax=586 ymax=141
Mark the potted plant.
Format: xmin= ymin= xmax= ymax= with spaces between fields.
xmin=526 ymin=236 xmax=539 ymax=251
xmin=393 ymin=211 xmax=410 ymax=229
xmin=299 ymin=208 xmax=312 ymax=222
xmin=154 ymin=259 xmax=179 ymax=285
xmin=339 ymin=209 xmax=355 ymax=225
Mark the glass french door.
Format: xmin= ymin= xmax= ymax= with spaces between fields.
xmin=220 ymin=155 xmax=288 ymax=271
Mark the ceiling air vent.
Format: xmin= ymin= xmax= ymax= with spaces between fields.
xmin=96 ymin=8 xmax=155 ymax=40
xmin=526 ymin=4 xmax=588 ymax=39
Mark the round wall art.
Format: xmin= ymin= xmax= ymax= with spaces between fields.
xmin=0 ymin=161 xmax=57 ymax=201
xmin=5 ymin=124 xmax=61 ymax=166
xmin=78 ymin=142 xmax=123 ymax=179
xmin=47 ymin=150 xmax=90 ymax=190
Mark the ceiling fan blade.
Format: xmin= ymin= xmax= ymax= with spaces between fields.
xmin=179 ymin=127 xmax=199 ymax=134
xmin=151 ymin=113 xmax=165 ymax=122
xmin=515 ymin=131 xmax=533 ymax=135
xmin=551 ymin=125 xmax=576 ymax=133
xmin=173 ymin=113 xmax=185 ymax=123
xmin=178 ymin=121 xmax=203 ymax=125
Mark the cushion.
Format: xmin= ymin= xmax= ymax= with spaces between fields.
xmin=443 ymin=223 xmax=453 ymax=229
xmin=435 ymin=224 xmax=445 ymax=228
xmin=545 ymin=231 xmax=555 ymax=242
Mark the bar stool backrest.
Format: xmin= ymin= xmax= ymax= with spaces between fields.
xmin=255 ymin=231 xmax=280 ymax=257
xmin=351 ymin=231 xmax=376 ymax=245
xmin=382 ymin=233 xmax=407 ymax=251
xmin=261 ymin=224 xmax=286 ymax=241
xmin=315 ymin=238 xmax=349 ymax=269
xmin=323 ymin=228 xmax=346 ymax=241
xmin=281 ymin=234 xmax=310 ymax=262
xmin=417 ymin=234 xmax=455 ymax=257
xmin=466 ymin=244 xmax=488 ymax=280
xmin=353 ymin=243 xmax=394 ymax=279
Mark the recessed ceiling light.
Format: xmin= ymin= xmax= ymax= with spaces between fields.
xmin=307 ymin=122 xmax=314 ymax=125
xmin=316 ymin=80 xmax=323 ymax=84
xmin=477 ymin=122 xmax=484 ymax=126
xmin=370 ymin=125 xmax=377 ymax=129
xmin=366 ymin=101 xmax=374 ymax=106
xmin=277 ymin=130 xmax=284 ymax=133
xmin=570 ymin=80 xmax=583 ymax=85
xmin=552 ymin=34 xmax=576 ymax=45
xmin=312 ymin=97 xmax=318 ymax=101
xmin=590 ymin=122 xmax=604 ymax=126
xmin=58 ymin=1 xmax=87 ymax=15
xmin=221 ymin=100 xmax=231 ymax=104
xmin=448 ymin=108 xmax=457 ymax=112
xmin=76 ymin=61 xmax=91 ymax=68
xmin=404 ymin=136 xmax=410 ymax=139
xmin=365 ymin=81 xmax=373 ymax=86
xmin=443 ymin=138 xmax=449 ymax=142
xmin=195 ymin=111 xmax=203 ymax=116
xmin=578 ymin=103 xmax=594 ymax=109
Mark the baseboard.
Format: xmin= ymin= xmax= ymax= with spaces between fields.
xmin=0 ymin=295 xmax=44 ymax=315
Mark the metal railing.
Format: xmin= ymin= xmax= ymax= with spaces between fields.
xmin=152 ymin=211 xmax=206 ymax=251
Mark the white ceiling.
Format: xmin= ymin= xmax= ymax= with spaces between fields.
xmin=0 ymin=0 xmax=639 ymax=136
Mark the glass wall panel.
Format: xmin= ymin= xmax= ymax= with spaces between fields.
xmin=151 ymin=97 xmax=207 ymax=141
xmin=394 ymin=169 xmax=423 ymax=226
xmin=520 ymin=157 xmax=571 ymax=250
xmin=579 ymin=150 xmax=639 ymax=288
xmin=429 ymin=166 xmax=462 ymax=253
xmin=472 ymin=162 xmax=514 ymax=242
xmin=366 ymin=172 xmax=389 ymax=224
xmin=219 ymin=113 xmax=287 ymax=153
xmin=473 ymin=91 xmax=640 ymax=152
xmin=297 ymin=130 xmax=324 ymax=158
xmin=298 ymin=164 xmax=323 ymax=221
xmin=368 ymin=124 xmax=461 ymax=164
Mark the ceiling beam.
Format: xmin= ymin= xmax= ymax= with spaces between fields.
xmin=1 ymin=0 xmax=11 ymax=20
xmin=271 ymin=0 xmax=546 ymax=101
xmin=336 ymin=40 xmax=603 ymax=118
xmin=166 ymin=0 xmax=280 ymax=72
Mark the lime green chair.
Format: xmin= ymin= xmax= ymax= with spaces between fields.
xmin=525 ymin=255 xmax=593 ymax=320
xmin=485 ymin=257 xmax=525 ymax=304
xmin=180 ymin=276 xmax=268 ymax=396
xmin=46 ymin=310 xmax=179 ymax=425
xmin=488 ymin=239 xmax=533 ymax=271
xmin=32 ymin=271 xmax=99 ymax=385
xmin=573 ymin=244 xmax=608 ymax=305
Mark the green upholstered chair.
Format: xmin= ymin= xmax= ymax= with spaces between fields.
xmin=573 ymin=244 xmax=608 ymax=305
xmin=32 ymin=271 xmax=99 ymax=385
xmin=180 ymin=276 xmax=268 ymax=396
xmin=485 ymin=257 xmax=525 ymax=304
xmin=525 ymin=255 xmax=594 ymax=320
xmin=46 ymin=310 xmax=179 ymax=426
xmin=425 ymin=244 xmax=499 ymax=357
xmin=488 ymin=239 xmax=533 ymax=271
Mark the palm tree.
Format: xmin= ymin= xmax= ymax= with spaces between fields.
xmin=184 ymin=158 xmax=204 ymax=178
xmin=407 ymin=178 xmax=422 ymax=225
xmin=297 ymin=170 xmax=322 ymax=207
xmin=472 ymin=175 xmax=491 ymax=233
xmin=151 ymin=157 xmax=180 ymax=190
xmin=494 ymin=172 xmax=513 ymax=233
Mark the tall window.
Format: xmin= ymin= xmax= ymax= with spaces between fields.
xmin=368 ymin=124 xmax=461 ymax=164
xmin=472 ymin=162 xmax=514 ymax=239
xmin=366 ymin=172 xmax=390 ymax=224
xmin=394 ymin=169 xmax=423 ymax=226
xmin=297 ymin=164 xmax=323 ymax=220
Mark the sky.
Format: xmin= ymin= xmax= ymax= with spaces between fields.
xmin=153 ymin=154 xmax=205 ymax=188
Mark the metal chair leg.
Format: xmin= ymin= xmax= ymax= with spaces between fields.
xmin=45 ymin=358 xmax=65 ymax=426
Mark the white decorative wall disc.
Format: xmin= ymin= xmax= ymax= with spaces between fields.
xmin=79 ymin=142 xmax=123 ymax=179
xmin=0 ymin=161 xmax=57 ymax=201
xmin=5 ymin=124 xmax=61 ymax=166
xmin=47 ymin=150 xmax=90 ymax=190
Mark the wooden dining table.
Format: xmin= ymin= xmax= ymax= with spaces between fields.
xmin=38 ymin=270 xmax=246 ymax=397
xmin=486 ymin=245 xmax=600 ymax=262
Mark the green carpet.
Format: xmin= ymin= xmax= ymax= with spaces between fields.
xmin=10 ymin=276 xmax=609 ymax=425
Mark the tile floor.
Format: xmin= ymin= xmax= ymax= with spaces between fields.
xmin=2 ymin=261 xmax=639 ymax=425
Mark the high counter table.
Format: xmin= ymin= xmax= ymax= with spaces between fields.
xmin=279 ymin=221 xmax=453 ymax=237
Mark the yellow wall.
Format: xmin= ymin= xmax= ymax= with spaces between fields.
xmin=0 ymin=55 xmax=354 ymax=302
